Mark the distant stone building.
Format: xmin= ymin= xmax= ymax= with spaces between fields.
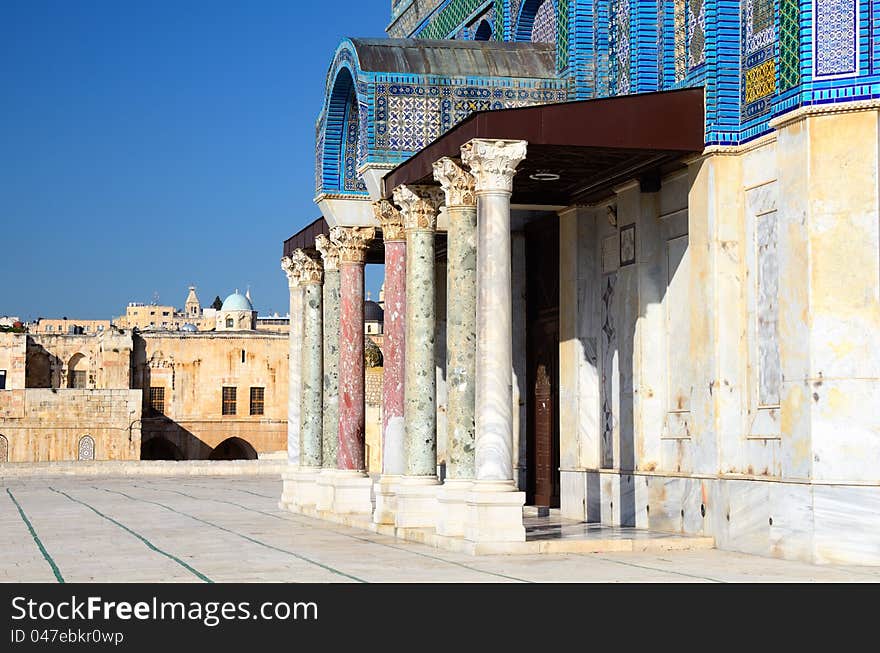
xmin=0 ymin=315 xmax=288 ymax=462
xmin=29 ymin=318 xmax=111 ymax=335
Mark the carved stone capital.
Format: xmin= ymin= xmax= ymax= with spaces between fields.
xmin=281 ymin=256 xmax=300 ymax=288
xmin=329 ymin=226 xmax=375 ymax=264
xmin=314 ymin=234 xmax=340 ymax=271
xmin=292 ymin=248 xmax=323 ymax=285
xmin=372 ymin=199 xmax=405 ymax=242
xmin=432 ymin=157 xmax=476 ymax=208
xmin=392 ymin=184 xmax=444 ymax=232
xmin=460 ymin=139 xmax=528 ymax=194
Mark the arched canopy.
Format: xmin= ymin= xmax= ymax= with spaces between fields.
xmin=314 ymin=37 xmax=563 ymax=210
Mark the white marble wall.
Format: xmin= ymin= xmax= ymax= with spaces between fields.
xmin=558 ymin=108 xmax=880 ymax=565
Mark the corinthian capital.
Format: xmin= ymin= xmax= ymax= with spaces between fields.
xmin=329 ymin=226 xmax=375 ymax=264
xmin=432 ymin=157 xmax=476 ymax=208
xmin=292 ymin=248 xmax=323 ymax=285
xmin=281 ymin=256 xmax=300 ymax=287
xmin=372 ymin=199 xmax=405 ymax=242
xmin=392 ymin=184 xmax=444 ymax=232
xmin=314 ymin=234 xmax=340 ymax=271
xmin=460 ymin=139 xmax=528 ymax=193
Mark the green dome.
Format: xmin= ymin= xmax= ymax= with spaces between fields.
xmin=221 ymin=291 xmax=253 ymax=312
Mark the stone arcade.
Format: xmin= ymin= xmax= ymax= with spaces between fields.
xmin=279 ymin=1 xmax=880 ymax=564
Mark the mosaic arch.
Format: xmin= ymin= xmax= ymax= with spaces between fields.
xmin=514 ymin=0 xmax=557 ymax=43
xmin=78 ymin=435 xmax=95 ymax=461
xmin=0 ymin=434 xmax=7 ymax=462
xmin=316 ymin=46 xmax=368 ymax=197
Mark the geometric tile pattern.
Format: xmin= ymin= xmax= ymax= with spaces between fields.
xmin=674 ymin=0 xmax=688 ymax=82
xmin=343 ymin=93 xmax=367 ymax=192
xmin=609 ymin=0 xmax=632 ymax=94
xmin=779 ymin=0 xmax=801 ymax=91
xmin=741 ymin=0 xmax=776 ymax=120
xmin=557 ymin=0 xmax=570 ymax=71
xmin=815 ymin=0 xmax=858 ymax=77
xmin=0 ymin=434 xmax=7 ymax=463
xmin=418 ymin=0 xmax=488 ymax=39
xmin=375 ymin=82 xmax=567 ymax=153
xmin=531 ymin=0 xmax=557 ymax=43
xmin=688 ymin=0 xmax=706 ymax=68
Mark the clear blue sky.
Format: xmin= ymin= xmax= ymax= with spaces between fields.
xmin=0 ymin=0 xmax=388 ymax=321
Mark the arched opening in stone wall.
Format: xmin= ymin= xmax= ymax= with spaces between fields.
xmin=474 ymin=19 xmax=493 ymax=41
xmin=78 ymin=435 xmax=95 ymax=461
xmin=141 ymin=436 xmax=184 ymax=461
xmin=0 ymin=434 xmax=8 ymax=462
xmin=209 ymin=437 xmax=258 ymax=461
xmin=320 ymin=66 xmax=365 ymax=194
xmin=514 ymin=0 xmax=557 ymax=43
xmin=67 ymin=353 xmax=88 ymax=388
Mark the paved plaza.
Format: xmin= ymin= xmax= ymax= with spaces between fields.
xmin=2 ymin=475 xmax=879 ymax=583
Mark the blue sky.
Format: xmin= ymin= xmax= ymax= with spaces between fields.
xmin=0 ymin=0 xmax=388 ymax=321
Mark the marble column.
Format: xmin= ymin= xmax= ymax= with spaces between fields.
xmin=289 ymin=249 xmax=323 ymax=508
xmin=279 ymin=254 xmax=303 ymax=510
xmin=371 ymin=200 xmax=407 ymax=525
xmin=315 ymin=234 xmax=341 ymax=512
xmin=328 ymin=225 xmax=375 ymax=514
xmin=461 ymin=138 xmax=528 ymax=543
xmin=432 ymin=157 xmax=478 ymax=537
xmin=391 ymin=184 xmax=444 ymax=528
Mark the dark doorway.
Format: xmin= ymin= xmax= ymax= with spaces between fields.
xmin=525 ymin=216 xmax=560 ymax=508
xmin=141 ymin=436 xmax=183 ymax=461
xmin=209 ymin=437 xmax=258 ymax=461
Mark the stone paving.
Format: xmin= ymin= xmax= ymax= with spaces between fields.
xmin=2 ymin=475 xmax=879 ymax=583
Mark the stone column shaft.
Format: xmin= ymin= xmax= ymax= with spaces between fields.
xmin=296 ymin=251 xmax=324 ymax=469
xmin=374 ymin=201 xmax=407 ymax=476
xmin=279 ymin=254 xmax=303 ymax=511
xmin=329 ymin=226 xmax=375 ymax=473
xmin=434 ymin=158 xmax=477 ymax=481
xmin=281 ymin=256 xmax=303 ymax=466
xmin=328 ymin=226 xmax=375 ymax=515
xmin=316 ymin=235 xmax=341 ymax=470
xmin=461 ymin=138 xmax=528 ymax=544
xmin=393 ymin=185 xmax=443 ymax=478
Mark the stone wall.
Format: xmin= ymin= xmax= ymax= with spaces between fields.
xmin=365 ymin=366 xmax=383 ymax=473
xmin=0 ymin=333 xmax=27 ymax=389
xmin=134 ymin=331 xmax=288 ymax=459
xmin=557 ymin=106 xmax=880 ymax=565
xmin=0 ymin=389 xmax=141 ymax=462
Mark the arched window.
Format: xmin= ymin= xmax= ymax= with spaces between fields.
xmin=0 ymin=434 xmax=8 ymax=462
xmin=474 ymin=19 xmax=493 ymax=41
xmin=514 ymin=0 xmax=557 ymax=44
xmin=226 ymin=317 xmax=234 ymax=328
xmin=67 ymin=353 xmax=87 ymax=388
xmin=78 ymin=435 xmax=95 ymax=461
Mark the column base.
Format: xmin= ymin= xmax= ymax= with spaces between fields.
xmin=395 ymin=476 xmax=441 ymax=529
xmin=373 ymin=474 xmax=403 ymax=525
xmin=278 ymin=466 xmax=299 ymax=510
xmin=330 ymin=469 xmax=373 ymax=515
xmin=289 ymin=466 xmax=322 ymax=509
xmin=315 ymin=468 xmax=338 ymax=513
xmin=464 ymin=481 xmax=526 ymax=543
xmin=436 ymin=479 xmax=474 ymax=537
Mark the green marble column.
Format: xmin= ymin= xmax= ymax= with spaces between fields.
xmin=315 ymin=234 xmax=340 ymax=469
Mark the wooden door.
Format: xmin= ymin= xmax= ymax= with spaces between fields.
xmin=526 ymin=217 xmax=560 ymax=508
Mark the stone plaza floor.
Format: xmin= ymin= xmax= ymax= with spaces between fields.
xmin=2 ymin=475 xmax=879 ymax=583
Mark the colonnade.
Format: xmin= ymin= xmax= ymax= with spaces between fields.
xmin=280 ymin=139 xmax=529 ymax=543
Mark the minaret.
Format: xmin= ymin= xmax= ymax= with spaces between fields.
xmin=185 ymin=285 xmax=201 ymax=318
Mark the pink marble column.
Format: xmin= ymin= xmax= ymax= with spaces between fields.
xmin=374 ymin=200 xmax=406 ymax=476
xmin=329 ymin=226 xmax=375 ymax=472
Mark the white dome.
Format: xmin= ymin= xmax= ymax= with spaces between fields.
xmin=221 ymin=291 xmax=253 ymax=312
